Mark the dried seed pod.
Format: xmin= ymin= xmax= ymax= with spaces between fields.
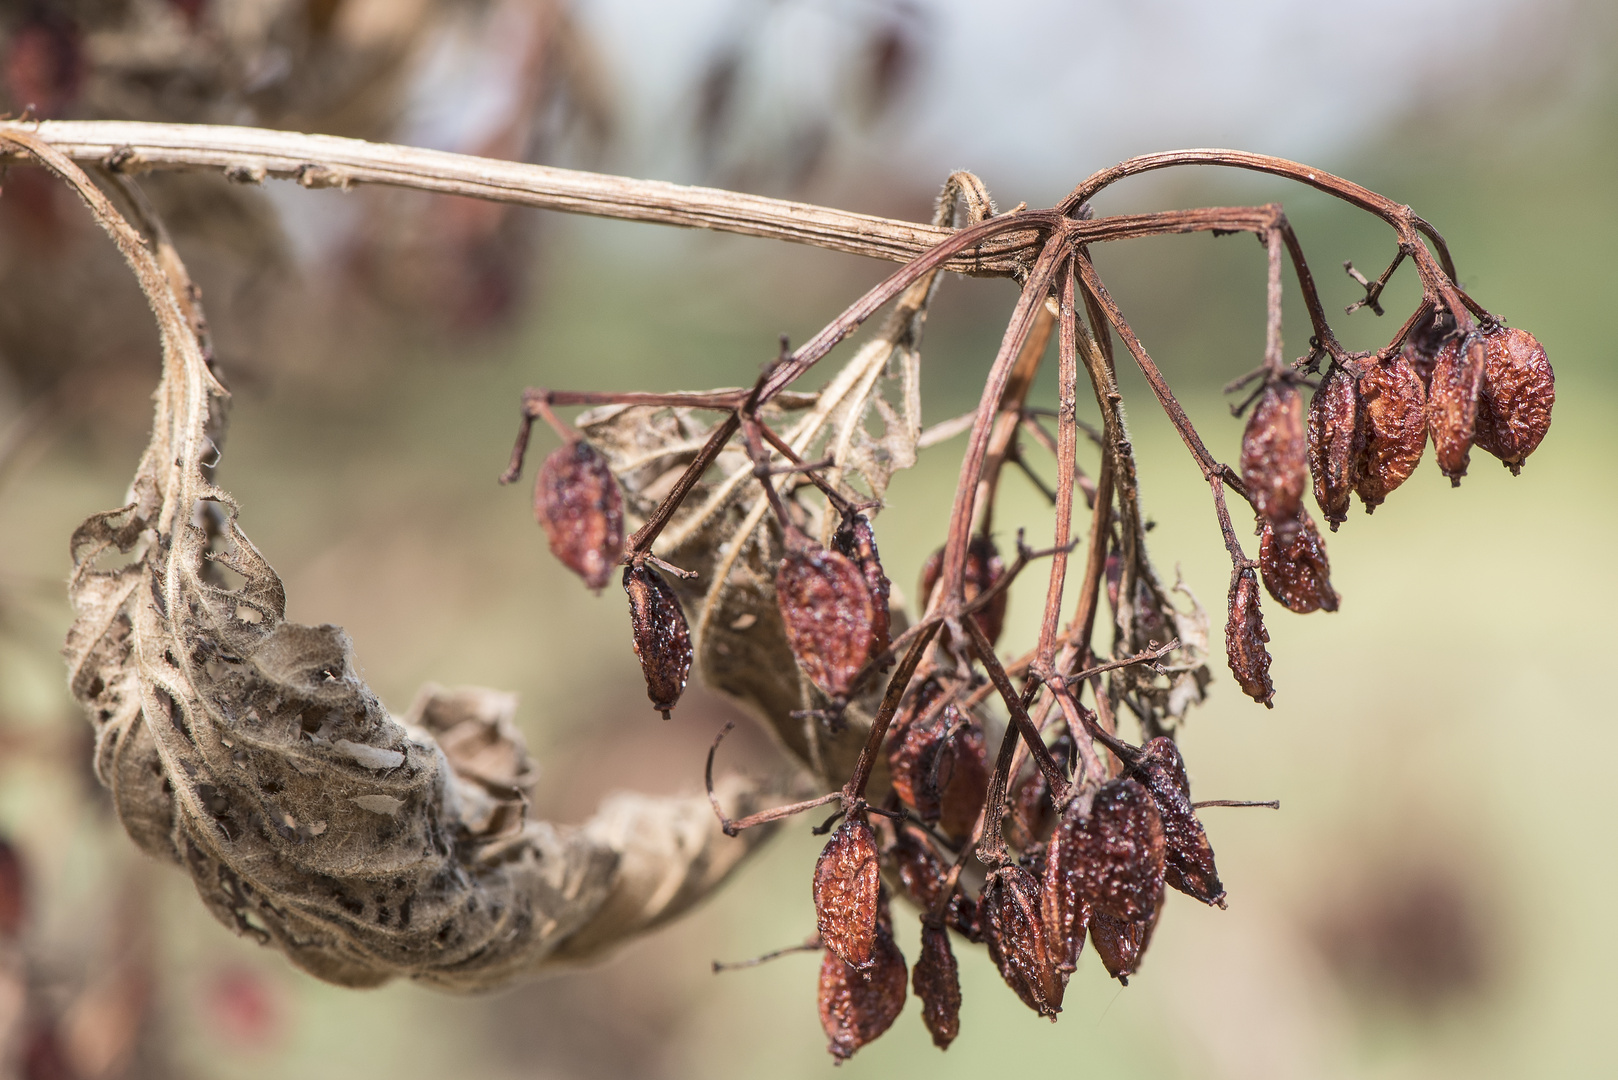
xmin=1225 ymin=568 xmax=1274 ymax=707
xmin=1356 ymin=354 xmax=1428 ymax=511
xmin=819 ymin=923 xmax=907 ymax=1061
xmin=1472 ymin=327 xmax=1554 ymax=474
xmin=918 ymin=535 xmax=1008 ymax=645
xmin=1307 ymin=363 xmax=1362 ymax=531
xmin=936 ymin=718 xmax=989 ymax=842
xmin=913 ymin=922 xmax=961 ymax=1050
xmin=777 ymin=545 xmax=878 ymax=699
xmin=814 ymin=818 xmax=882 ymax=969
xmin=622 ymin=564 xmax=692 ymax=718
xmin=1058 ymin=778 xmax=1166 ymax=923
xmin=534 ymin=440 xmax=625 ymax=591
xmin=1402 ymin=307 xmax=1452 ymax=390
xmin=832 ymin=513 xmax=892 ymax=663
xmin=1132 ymin=737 xmax=1225 ymax=906
xmin=1258 ymin=513 xmax=1339 ymax=614
xmin=1009 ymin=733 xmax=1074 ymax=850
xmin=1039 ymin=806 xmax=1089 ymax=975
xmin=981 ymin=865 xmax=1064 ymax=1017
xmin=1090 ymin=907 xmax=1160 ymax=985
xmin=1427 ymin=332 xmax=1488 ymax=485
xmin=887 ymin=690 xmax=951 ymax=823
xmin=1241 ymin=383 xmax=1308 ymax=540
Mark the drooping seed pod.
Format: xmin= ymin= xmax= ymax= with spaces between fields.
xmin=819 ymin=923 xmax=908 ymax=1061
xmin=1039 ymin=804 xmax=1089 ymax=975
xmin=622 ymin=564 xmax=692 ymax=718
xmin=1132 ymin=737 xmax=1225 ymax=906
xmin=938 ymin=714 xmax=989 ymax=842
xmin=777 ymin=545 xmax=878 ymax=699
xmin=918 ymin=535 xmax=1008 ymax=645
xmin=1225 ymin=568 xmax=1274 ymax=707
xmin=1090 ymin=907 xmax=1161 ymax=985
xmin=1427 ymin=332 xmax=1488 ymax=485
xmin=886 ymin=823 xmax=978 ymax=938
xmin=1307 ymin=363 xmax=1362 ymax=531
xmin=1009 ymin=734 xmax=1074 ymax=850
xmin=1355 ymin=354 xmax=1428 ymax=511
xmin=1402 ymin=307 xmax=1452 ymax=391
xmin=981 ymin=865 xmax=1064 ymax=1017
xmin=913 ymin=922 xmax=962 ymax=1051
xmin=813 ymin=818 xmax=881 ymax=969
xmin=1241 ymin=382 xmax=1308 ymax=541
xmin=1058 ymin=778 xmax=1166 ymax=923
xmin=887 ymin=688 xmax=951 ymax=823
xmin=534 ymin=440 xmax=625 ymax=592
xmin=832 ymin=513 xmax=892 ymax=664
xmin=1258 ymin=513 xmax=1339 ymax=615
xmin=1472 ymin=326 xmax=1554 ymax=474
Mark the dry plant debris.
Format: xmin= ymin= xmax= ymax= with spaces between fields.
xmin=0 ymin=115 xmax=1555 ymax=1059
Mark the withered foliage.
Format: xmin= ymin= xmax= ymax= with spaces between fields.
xmin=536 ymin=440 xmax=624 ymax=592
xmin=1259 ymin=514 xmax=1339 ymax=615
xmin=818 ymin=922 xmax=908 ymax=1061
xmin=1225 ymin=569 xmax=1275 ymax=706
xmin=814 ymin=819 xmax=883 ymax=970
xmin=623 ymin=564 xmax=693 ymax=718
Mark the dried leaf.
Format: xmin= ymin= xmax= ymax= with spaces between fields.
xmin=1356 ymin=354 xmax=1427 ymax=511
xmin=1225 ymin=569 xmax=1274 ymax=706
xmin=1259 ymin=513 xmax=1339 ymax=614
xmin=624 ymin=564 xmax=693 ymax=718
xmin=535 ymin=440 xmax=624 ymax=591
xmin=913 ymin=922 xmax=961 ymax=1050
xmin=814 ymin=819 xmax=882 ymax=969
xmin=1240 ymin=383 xmax=1308 ymax=539
xmin=1472 ymin=327 xmax=1554 ymax=474
xmin=1307 ymin=363 xmax=1362 ymax=531
xmin=819 ymin=923 xmax=907 ymax=1061
xmin=982 ymin=865 xmax=1063 ymax=1017
xmin=1132 ymin=737 xmax=1224 ymax=906
xmin=1428 ymin=333 xmax=1487 ymax=485
xmin=777 ymin=545 xmax=879 ymax=700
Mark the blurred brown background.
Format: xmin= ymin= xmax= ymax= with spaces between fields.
xmin=1 ymin=0 xmax=1615 ymax=1077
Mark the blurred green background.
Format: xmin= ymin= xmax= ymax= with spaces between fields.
xmin=2 ymin=1 xmax=1615 ymax=1077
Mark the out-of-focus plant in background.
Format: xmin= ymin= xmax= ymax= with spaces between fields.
xmin=0 ymin=0 xmax=1614 ymax=1077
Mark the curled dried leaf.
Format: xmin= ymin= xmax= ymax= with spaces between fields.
xmin=777 ymin=545 xmax=878 ymax=700
xmin=918 ymin=536 xmax=1007 ymax=645
xmin=819 ymin=923 xmax=907 ymax=1061
xmin=623 ymin=565 xmax=693 ymax=718
xmin=1133 ymin=737 xmax=1224 ymax=906
xmin=1472 ymin=326 xmax=1554 ymax=474
xmin=1225 ymin=568 xmax=1274 ymax=707
xmin=814 ymin=818 xmax=881 ymax=969
xmin=982 ymin=865 xmax=1063 ymax=1017
xmin=832 ymin=513 xmax=892 ymax=665
xmin=1428 ymin=333 xmax=1487 ymax=485
xmin=1241 ymin=383 xmax=1308 ymax=539
xmin=1355 ymin=354 xmax=1427 ymax=511
xmin=1258 ymin=513 xmax=1339 ymax=615
xmin=1090 ymin=907 xmax=1160 ymax=985
xmin=1057 ymin=778 xmax=1165 ymax=923
xmin=1307 ymin=363 xmax=1362 ymax=530
xmin=535 ymin=440 xmax=625 ymax=591
xmin=913 ymin=922 xmax=961 ymax=1051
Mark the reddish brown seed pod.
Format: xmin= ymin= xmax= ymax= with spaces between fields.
xmin=1009 ymin=733 xmax=1074 ymax=850
xmin=913 ymin=922 xmax=961 ymax=1051
xmin=1090 ymin=907 xmax=1160 ymax=985
xmin=1307 ymin=363 xmax=1362 ymax=532
xmin=1240 ymin=383 xmax=1308 ymax=540
xmin=622 ymin=564 xmax=692 ymax=718
xmin=887 ymin=689 xmax=951 ymax=823
xmin=1402 ymin=307 xmax=1452 ymax=391
xmin=1427 ymin=332 xmax=1488 ymax=485
xmin=1355 ymin=353 xmax=1428 ymax=511
xmin=1132 ymin=737 xmax=1225 ymax=907
xmin=777 ymin=545 xmax=878 ymax=699
xmin=534 ymin=439 xmax=624 ymax=592
xmin=982 ymin=865 xmax=1064 ymax=1017
xmin=917 ymin=535 xmax=1008 ymax=645
xmin=1258 ymin=513 xmax=1339 ymax=615
xmin=832 ymin=513 xmax=892 ymax=664
xmin=1225 ymin=568 xmax=1274 ymax=707
xmin=1039 ymin=806 xmax=1089 ymax=975
xmin=813 ymin=818 xmax=882 ymax=970
xmin=819 ymin=923 xmax=907 ymax=1061
xmin=1472 ymin=326 xmax=1554 ymax=474
xmin=937 ymin=712 xmax=990 ymax=842
xmin=1058 ymin=778 xmax=1166 ymax=923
